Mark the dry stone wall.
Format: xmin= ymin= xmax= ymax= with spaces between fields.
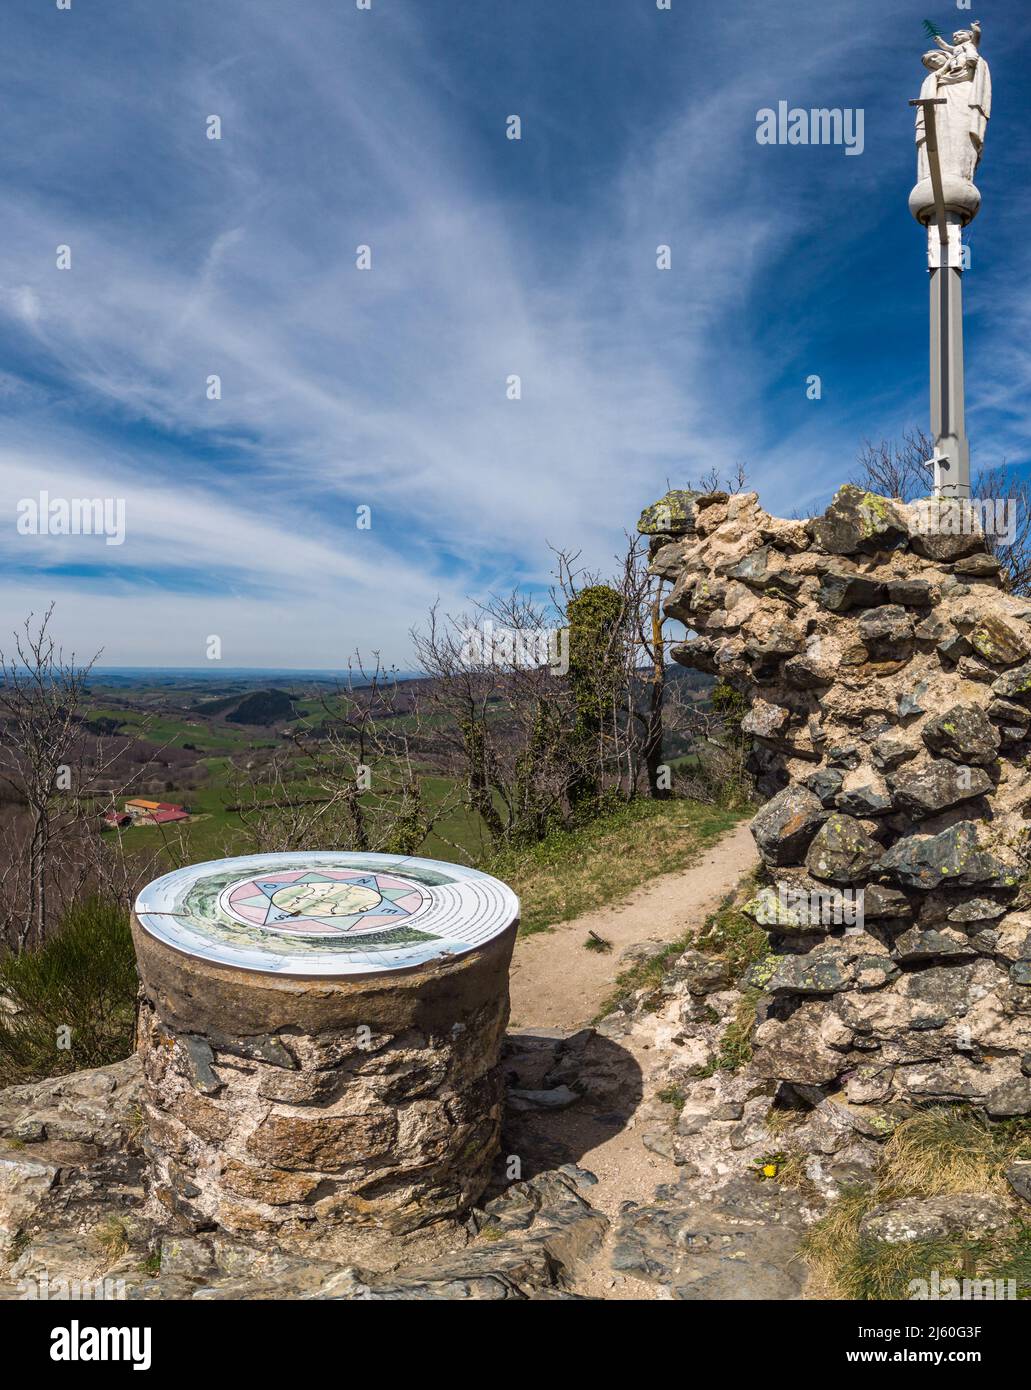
xmin=642 ymin=484 xmax=1031 ymax=1120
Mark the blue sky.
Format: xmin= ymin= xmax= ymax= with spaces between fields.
xmin=2 ymin=0 xmax=1029 ymax=668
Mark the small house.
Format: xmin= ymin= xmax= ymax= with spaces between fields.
xmin=123 ymin=798 xmax=189 ymax=826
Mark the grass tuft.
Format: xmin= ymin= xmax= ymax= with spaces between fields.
xmin=695 ymin=877 xmax=770 ymax=978
xmin=584 ymin=931 xmax=612 ymax=954
xmin=696 ymin=990 xmax=761 ymax=1077
xmin=94 ymin=1217 xmax=130 ymax=1262
xmin=803 ymin=1109 xmax=1031 ymax=1300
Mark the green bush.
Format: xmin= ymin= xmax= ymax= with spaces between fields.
xmin=710 ymin=679 xmax=748 ymax=734
xmin=0 ymin=898 xmax=138 ymax=1087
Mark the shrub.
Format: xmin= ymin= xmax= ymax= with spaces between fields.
xmin=0 ymin=897 xmax=138 ymax=1086
xmin=710 ymin=680 xmax=747 ymax=735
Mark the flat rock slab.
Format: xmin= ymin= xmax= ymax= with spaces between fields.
xmin=859 ymin=1193 xmax=1015 ymax=1245
xmin=611 ymin=1177 xmax=810 ymax=1300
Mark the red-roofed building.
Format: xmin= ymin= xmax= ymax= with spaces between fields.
xmin=122 ymin=799 xmax=190 ymax=826
xmin=148 ymin=806 xmax=190 ymax=824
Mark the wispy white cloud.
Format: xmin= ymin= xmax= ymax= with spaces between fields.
xmin=1 ymin=0 xmax=1027 ymax=661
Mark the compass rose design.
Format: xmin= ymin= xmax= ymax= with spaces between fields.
xmin=221 ymin=867 xmax=427 ymax=938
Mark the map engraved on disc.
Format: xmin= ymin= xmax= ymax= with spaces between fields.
xmin=135 ymin=851 xmax=519 ymax=977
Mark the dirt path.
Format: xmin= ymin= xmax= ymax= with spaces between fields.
xmin=509 ymin=818 xmax=758 ymax=1031
xmin=507 ymin=817 xmax=759 ymax=1297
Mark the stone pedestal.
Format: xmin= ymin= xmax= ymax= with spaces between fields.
xmin=132 ymin=853 xmax=517 ymax=1237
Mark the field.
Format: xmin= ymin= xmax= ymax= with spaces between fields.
xmin=113 ymin=762 xmax=491 ymax=866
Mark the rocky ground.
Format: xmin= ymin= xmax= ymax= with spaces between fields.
xmin=0 ymin=964 xmax=817 ymax=1300
xmin=2 ymin=854 xmax=1029 ymax=1299
xmin=0 ymin=826 xmax=809 ymax=1302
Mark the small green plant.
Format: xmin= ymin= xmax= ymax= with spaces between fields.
xmin=656 ymin=1084 xmax=686 ymax=1113
xmin=710 ymin=679 xmax=747 ymax=735
xmin=139 ymin=1250 xmax=162 ymax=1277
xmin=700 ymin=990 xmax=760 ymax=1076
xmin=696 ymin=883 xmax=770 ymax=978
xmin=754 ymin=1152 xmax=787 ymax=1180
xmin=0 ymin=897 xmax=138 ymax=1086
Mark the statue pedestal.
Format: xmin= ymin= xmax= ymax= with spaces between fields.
xmin=909 ymin=174 xmax=980 ymax=228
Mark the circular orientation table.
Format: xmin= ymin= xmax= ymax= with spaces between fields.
xmin=131 ymin=852 xmax=519 ymax=1237
xmin=135 ymin=850 xmax=519 ymax=977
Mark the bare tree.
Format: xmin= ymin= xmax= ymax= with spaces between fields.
xmin=228 ymin=656 xmax=460 ymax=858
xmin=972 ymin=464 xmax=1031 ymax=596
xmin=0 ymin=607 xmax=157 ymax=951
xmin=675 ymin=461 xmax=751 ymax=496
xmin=851 ymin=429 xmax=936 ymax=503
xmin=412 ymin=595 xmax=578 ymax=850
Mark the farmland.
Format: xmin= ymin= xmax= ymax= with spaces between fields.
xmin=82 ymin=666 xmax=717 ymax=873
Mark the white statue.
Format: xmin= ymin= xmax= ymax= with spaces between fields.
xmin=910 ymin=21 xmax=991 ymax=227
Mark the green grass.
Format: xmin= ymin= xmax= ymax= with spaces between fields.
xmin=86 ymin=707 xmax=272 ymax=753
xmin=0 ymin=898 xmax=137 ymax=1087
xmin=656 ymin=1084 xmax=686 ymax=1113
xmin=110 ymin=762 xmax=491 ymax=868
xmin=489 ymin=798 xmax=749 ymax=939
xmin=803 ymin=1110 xmax=1031 ymax=1300
xmin=698 ymin=989 xmax=761 ymax=1076
xmin=807 ymin=1200 xmax=1031 ymax=1302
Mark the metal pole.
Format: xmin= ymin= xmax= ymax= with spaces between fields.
xmin=909 ymin=96 xmax=971 ymax=500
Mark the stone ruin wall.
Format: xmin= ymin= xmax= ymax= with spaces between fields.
xmin=641 ymin=484 xmax=1031 ymax=1119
